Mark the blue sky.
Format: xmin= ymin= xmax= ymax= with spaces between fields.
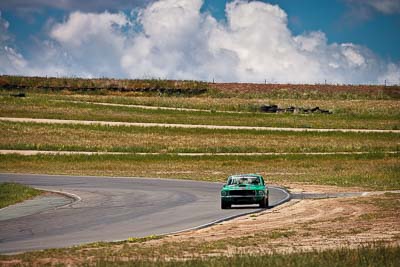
xmin=206 ymin=0 xmax=400 ymax=61
xmin=0 ymin=0 xmax=399 ymax=83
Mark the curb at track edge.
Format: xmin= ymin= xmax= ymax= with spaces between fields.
xmin=160 ymin=186 xmax=292 ymax=236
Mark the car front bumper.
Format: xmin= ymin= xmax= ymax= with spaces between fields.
xmin=221 ymin=195 xmax=264 ymax=204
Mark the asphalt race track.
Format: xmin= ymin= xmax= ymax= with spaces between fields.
xmin=0 ymin=173 xmax=290 ymax=253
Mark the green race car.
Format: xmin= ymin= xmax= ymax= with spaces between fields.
xmin=220 ymin=174 xmax=269 ymax=209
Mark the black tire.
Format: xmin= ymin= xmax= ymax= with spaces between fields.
xmin=259 ymin=197 xmax=267 ymax=208
xmin=266 ymin=197 xmax=269 ymax=209
xmin=221 ymin=200 xmax=231 ymax=209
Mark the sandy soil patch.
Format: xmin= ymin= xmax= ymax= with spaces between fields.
xmin=153 ymin=192 xmax=400 ymax=257
xmin=281 ymin=183 xmax=366 ymax=193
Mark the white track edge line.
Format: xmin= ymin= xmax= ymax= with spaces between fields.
xmin=34 ymin=187 xmax=82 ymax=209
xmin=157 ymin=186 xmax=291 ymax=237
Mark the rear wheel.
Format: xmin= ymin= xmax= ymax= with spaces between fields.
xmin=221 ymin=200 xmax=231 ymax=209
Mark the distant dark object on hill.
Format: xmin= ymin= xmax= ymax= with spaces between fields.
xmin=260 ymin=105 xmax=331 ymax=114
xmin=10 ymin=92 xmax=26 ymax=97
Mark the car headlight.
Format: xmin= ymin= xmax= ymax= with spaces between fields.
xmin=256 ymin=190 xmax=264 ymax=196
xmin=221 ymin=191 xmax=228 ymax=196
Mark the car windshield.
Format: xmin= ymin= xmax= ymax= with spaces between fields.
xmin=228 ymin=176 xmax=261 ymax=185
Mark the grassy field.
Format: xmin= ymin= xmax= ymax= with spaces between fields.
xmin=0 ymin=76 xmax=209 ymax=96
xmin=93 ymin=245 xmax=400 ymax=267
xmin=1 ymin=153 xmax=398 ymax=190
xmin=1 ymin=91 xmax=399 ymax=130
xmin=0 ymin=77 xmax=399 ymax=265
xmin=1 ymin=121 xmax=398 ymax=153
xmin=0 ymin=182 xmax=42 ymax=209
xmin=0 ymin=79 xmax=399 ymax=190
xmin=2 ymin=75 xmax=399 ymax=99
xmin=37 ymin=91 xmax=400 ymax=112
xmin=1 ymin=245 xmax=398 ymax=267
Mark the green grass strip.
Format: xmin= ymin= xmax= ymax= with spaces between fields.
xmin=0 ymin=153 xmax=398 ymax=190
xmin=0 ymin=182 xmax=42 ymax=209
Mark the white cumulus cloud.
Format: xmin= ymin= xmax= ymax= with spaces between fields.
xmin=50 ymin=12 xmax=129 ymax=47
xmin=0 ymin=11 xmax=29 ymax=74
xmin=49 ymin=11 xmax=131 ymax=77
xmin=121 ymin=0 xmax=218 ymax=80
xmin=378 ymin=63 xmax=400 ymax=84
xmin=0 ymin=0 xmax=399 ymax=84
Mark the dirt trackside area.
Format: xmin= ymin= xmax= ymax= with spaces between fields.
xmin=153 ymin=185 xmax=400 ymax=257
xmin=1 ymin=185 xmax=399 ymax=266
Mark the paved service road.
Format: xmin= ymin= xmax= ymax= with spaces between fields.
xmin=0 ymin=173 xmax=290 ymax=253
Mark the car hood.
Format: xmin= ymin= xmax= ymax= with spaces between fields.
xmin=222 ymin=184 xmax=265 ymax=191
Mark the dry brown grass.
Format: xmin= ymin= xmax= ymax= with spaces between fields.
xmin=1 ymin=93 xmax=399 ymax=129
xmin=1 ymin=79 xmax=399 ymax=265
xmin=43 ymin=92 xmax=400 ymax=115
xmin=0 ymin=121 xmax=398 ymax=153
xmin=0 ymin=154 xmax=398 ymax=189
xmin=211 ymin=82 xmax=400 ymax=99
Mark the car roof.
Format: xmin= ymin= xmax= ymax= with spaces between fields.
xmin=229 ymin=174 xmax=263 ymax=179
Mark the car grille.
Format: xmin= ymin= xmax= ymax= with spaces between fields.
xmin=229 ymin=190 xmax=255 ymax=196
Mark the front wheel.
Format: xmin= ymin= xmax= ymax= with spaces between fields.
xmin=259 ymin=197 xmax=268 ymax=208
xmin=221 ymin=200 xmax=231 ymax=209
